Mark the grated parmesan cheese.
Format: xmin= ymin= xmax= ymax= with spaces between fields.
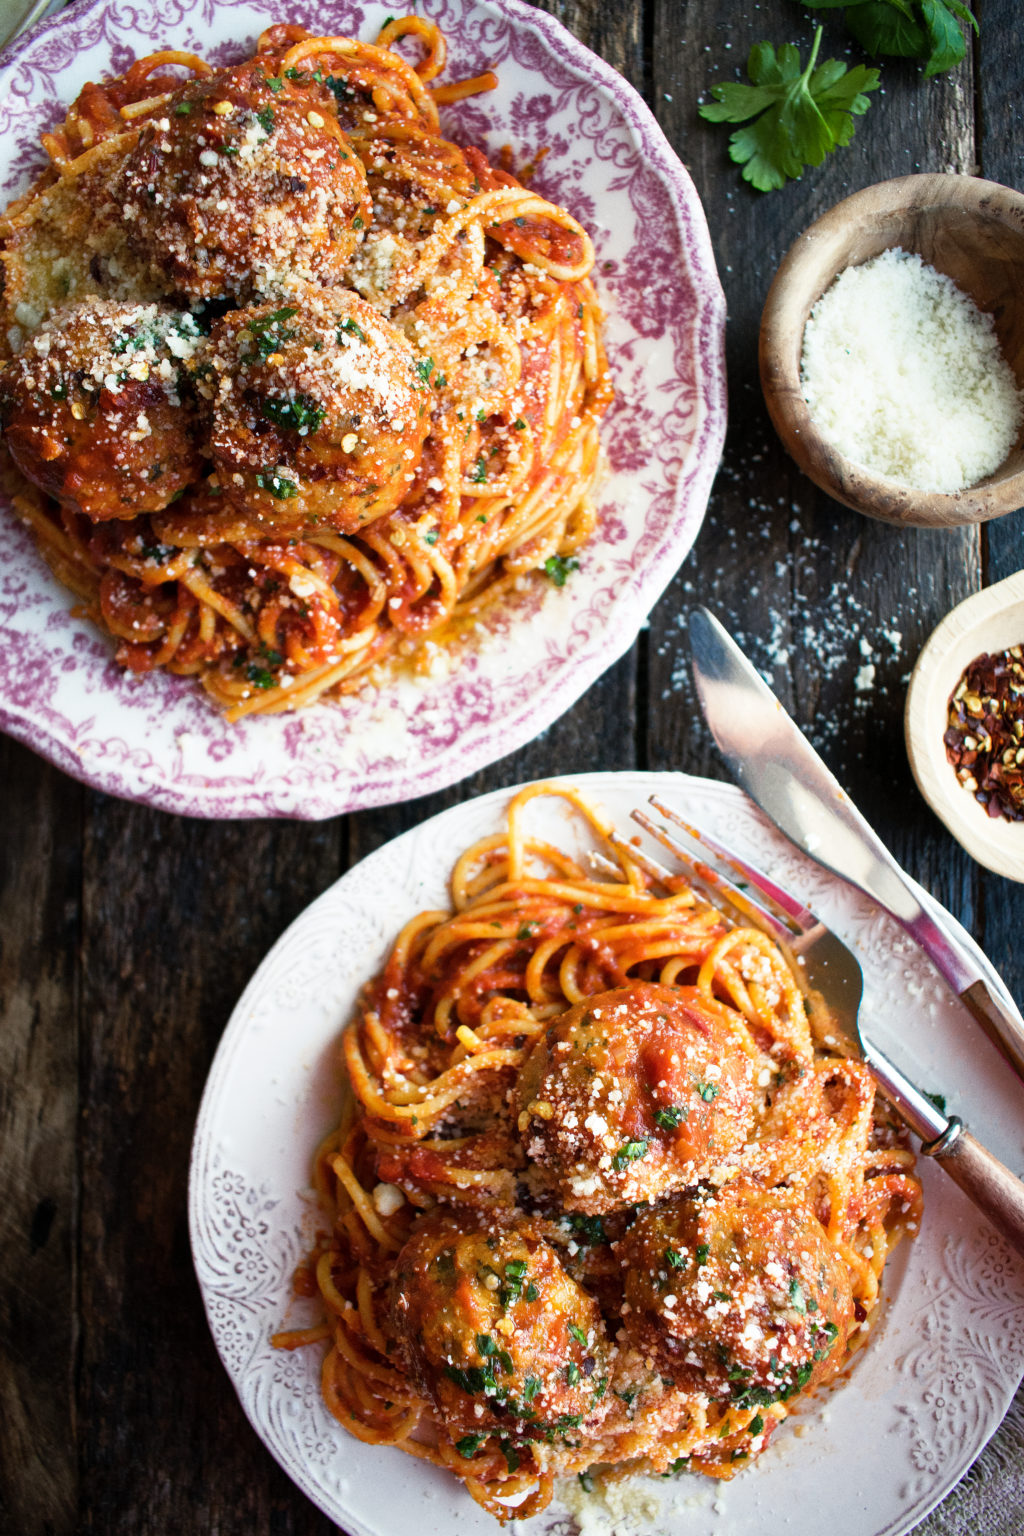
xmin=800 ymin=247 xmax=1023 ymax=493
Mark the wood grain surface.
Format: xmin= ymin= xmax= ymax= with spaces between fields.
xmin=2 ymin=2 xmax=1023 ymax=1532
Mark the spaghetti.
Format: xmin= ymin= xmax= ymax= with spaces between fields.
xmin=275 ymin=783 xmax=922 ymax=1521
xmin=0 ymin=20 xmax=611 ymax=719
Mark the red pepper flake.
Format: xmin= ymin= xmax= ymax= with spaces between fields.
xmin=944 ymin=646 xmax=1024 ymax=822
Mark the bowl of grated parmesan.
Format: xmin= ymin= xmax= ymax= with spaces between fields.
xmin=760 ymin=174 xmax=1024 ymax=527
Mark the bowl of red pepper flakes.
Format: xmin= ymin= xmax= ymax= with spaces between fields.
xmin=945 ymin=649 xmax=1024 ymax=821
xmin=906 ymin=570 xmax=1024 ymax=882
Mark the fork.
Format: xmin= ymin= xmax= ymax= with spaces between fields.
xmin=610 ymin=794 xmax=1024 ymax=1261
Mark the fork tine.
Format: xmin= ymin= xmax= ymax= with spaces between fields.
xmin=600 ymin=835 xmax=687 ymax=888
xmin=647 ymin=795 xmax=821 ymax=934
xmin=624 ymin=808 xmax=796 ymax=948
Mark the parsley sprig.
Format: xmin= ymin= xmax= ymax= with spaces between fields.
xmin=802 ymin=1 xmax=977 ymax=78
xmin=699 ymin=26 xmax=880 ymax=191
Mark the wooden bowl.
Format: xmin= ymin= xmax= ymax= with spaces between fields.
xmin=760 ymin=174 xmax=1024 ymax=528
xmin=905 ymin=572 xmax=1024 ymax=882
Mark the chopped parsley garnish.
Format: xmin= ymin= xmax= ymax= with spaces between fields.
xmin=513 ymin=417 xmax=526 ymax=429
xmin=260 ymin=393 xmax=326 ymax=434
xmin=245 ymin=307 xmax=298 ymax=358
xmin=578 ymin=1472 xmax=595 ymax=1493
xmin=695 ymin=1244 xmax=709 ymax=1266
xmin=414 ymin=356 xmax=435 ymax=384
xmin=566 ymin=1363 xmax=581 ymax=1387
xmin=111 ymin=331 xmax=147 ymax=355
xmin=174 ymin=101 xmax=192 ymax=115
xmin=516 ymin=921 xmax=538 ymax=939
xmin=543 ymin=554 xmax=579 ymax=587
xmin=567 ymin=1214 xmax=608 ymax=1246
xmin=748 ymin=1413 xmax=765 ymax=1437
xmin=660 ymin=1455 xmax=690 ymax=1477
xmin=568 ymin=1323 xmax=588 ymax=1346
xmin=338 ymin=317 xmax=368 ymax=345
xmin=455 ymin=1433 xmax=485 ymax=1458
xmin=476 ymin=1334 xmax=498 ymax=1357
xmin=789 ymin=1279 xmax=807 ymax=1314
xmin=695 ymin=1081 xmax=719 ymax=1102
xmin=325 ymin=73 xmax=354 ymax=103
xmin=445 ymin=1362 xmax=493 ymax=1395
xmin=499 ymin=1259 xmax=528 ymax=1308
xmin=655 ymin=1104 xmax=688 ymax=1129
xmin=246 ymin=665 xmax=275 ymax=689
xmin=254 ymin=470 xmax=299 ymax=499
xmin=523 ymin=1375 xmax=541 ymax=1402
xmin=471 ymin=457 xmax=488 ymax=483
xmin=612 ymin=1138 xmax=650 ymax=1172
xmin=665 ymin=1246 xmax=685 ymax=1269
xmin=266 ymin=76 xmax=283 ymax=92
xmin=255 ymin=104 xmax=275 ymax=135
xmin=499 ymin=1440 xmax=520 ymax=1473
xmin=524 ymin=1282 xmax=539 ymax=1302
xmin=423 ymin=528 xmax=439 ymax=545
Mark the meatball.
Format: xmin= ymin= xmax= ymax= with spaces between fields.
xmin=0 ymin=299 xmax=204 ymax=521
xmin=110 ymin=61 xmax=370 ymax=299
xmin=513 ymin=983 xmax=757 ymax=1214
xmin=618 ymin=1183 xmax=854 ymax=1400
xmin=202 ymin=290 xmax=430 ymax=531
xmin=390 ymin=1213 xmax=611 ymax=1441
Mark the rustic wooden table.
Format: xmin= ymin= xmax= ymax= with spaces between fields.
xmin=2 ymin=1 xmax=1023 ymax=1531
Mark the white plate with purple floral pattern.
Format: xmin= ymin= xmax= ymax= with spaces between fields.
xmin=190 ymin=771 xmax=1024 ymax=1536
xmin=0 ymin=0 xmax=726 ymax=819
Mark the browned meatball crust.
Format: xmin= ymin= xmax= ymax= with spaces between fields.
xmin=201 ymin=289 xmax=429 ymax=531
xmin=110 ymin=60 xmax=371 ymax=300
xmin=618 ymin=1183 xmax=854 ymax=1400
xmin=0 ymin=299 xmax=204 ymax=520
xmin=390 ymin=1213 xmax=612 ymax=1442
xmin=513 ymin=983 xmax=757 ymax=1215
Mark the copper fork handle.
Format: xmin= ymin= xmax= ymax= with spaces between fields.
xmin=923 ymin=1123 xmax=1024 ymax=1262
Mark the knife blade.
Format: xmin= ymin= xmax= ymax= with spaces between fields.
xmin=689 ymin=605 xmax=1024 ymax=1084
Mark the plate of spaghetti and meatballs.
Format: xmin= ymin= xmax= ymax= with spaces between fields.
xmin=0 ymin=0 xmax=726 ymax=818
xmin=190 ymin=772 xmax=1024 ymax=1536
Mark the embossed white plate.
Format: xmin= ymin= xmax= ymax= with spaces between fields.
xmin=0 ymin=0 xmax=726 ymax=819
xmin=190 ymin=771 xmax=1024 ymax=1536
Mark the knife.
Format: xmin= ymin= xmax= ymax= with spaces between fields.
xmin=689 ymin=606 xmax=1024 ymax=1086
